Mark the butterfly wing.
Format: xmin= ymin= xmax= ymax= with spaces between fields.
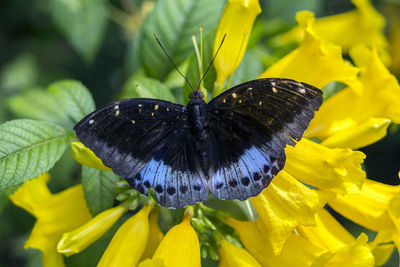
xmin=206 ymin=78 xmax=323 ymax=200
xmin=74 ymin=98 xmax=208 ymax=208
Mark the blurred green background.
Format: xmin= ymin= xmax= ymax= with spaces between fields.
xmin=0 ymin=0 xmax=399 ymax=266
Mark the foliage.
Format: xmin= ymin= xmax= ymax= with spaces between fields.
xmin=0 ymin=0 xmax=399 ymax=266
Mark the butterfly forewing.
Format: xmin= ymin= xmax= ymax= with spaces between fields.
xmin=74 ymin=78 xmax=322 ymax=208
xmin=74 ymin=98 xmax=208 ymax=208
xmin=206 ymin=78 xmax=322 ymax=200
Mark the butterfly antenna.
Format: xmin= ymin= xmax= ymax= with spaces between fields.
xmin=154 ymin=34 xmax=196 ymax=92
xmin=196 ymin=34 xmax=226 ymax=92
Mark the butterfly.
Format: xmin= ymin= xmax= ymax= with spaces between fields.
xmin=74 ymin=78 xmax=322 ymax=208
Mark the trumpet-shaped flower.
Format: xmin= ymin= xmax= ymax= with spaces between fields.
xmin=250 ymin=170 xmax=334 ymax=254
xmin=297 ymin=208 xmax=375 ymax=267
xmin=306 ymin=46 xmax=400 ymax=142
xmin=140 ymin=209 xmax=164 ymax=261
xmin=260 ymin=11 xmax=361 ymax=92
xmin=280 ymin=0 xmax=390 ymax=66
xmin=57 ymin=205 xmax=128 ymax=256
xmin=226 ymin=215 xmax=375 ymax=266
xmin=213 ymin=0 xmax=261 ymax=89
xmin=71 ymin=141 xmax=111 ymax=171
xmin=97 ymin=205 xmax=151 ymax=267
xmin=329 ymin=178 xmax=400 ymax=232
xmin=224 ymin=216 xmax=331 ymax=266
xmin=218 ymin=238 xmax=261 ymax=267
xmin=150 ymin=213 xmax=201 ymax=267
xmin=9 ymin=173 xmax=92 ymax=267
xmin=320 ymin=118 xmax=391 ymax=149
xmin=284 ymin=138 xmax=366 ymax=195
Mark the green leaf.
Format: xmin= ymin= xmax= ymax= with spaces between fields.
xmin=140 ymin=0 xmax=224 ymax=79
xmin=48 ymin=80 xmax=96 ymax=123
xmin=49 ymin=0 xmax=108 ymax=61
xmin=81 ymin=166 xmax=120 ymax=216
xmin=120 ymin=77 xmax=177 ymax=102
xmin=230 ymin=50 xmax=263 ymax=88
xmin=7 ymin=87 xmax=69 ymax=125
xmin=184 ymin=30 xmax=218 ymax=103
xmin=7 ymin=80 xmax=95 ymax=130
xmin=0 ymin=119 xmax=71 ymax=190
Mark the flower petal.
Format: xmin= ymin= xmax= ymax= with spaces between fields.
xmin=213 ymin=0 xmax=261 ymax=87
xmin=10 ymin=179 xmax=92 ymax=267
xmin=250 ymin=171 xmax=334 ymax=254
xmin=323 ymin=233 xmax=375 ymax=267
xmin=98 ymin=205 xmax=151 ymax=267
xmin=320 ymin=117 xmax=391 ymax=149
xmin=297 ymin=208 xmax=355 ymax=252
xmin=152 ymin=214 xmax=201 ymax=267
xmin=218 ymin=238 xmax=261 ymax=267
xmin=9 ymin=173 xmax=52 ymax=215
xmin=281 ymin=0 xmax=389 ymax=65
xmin=260 ymin=11 xmax=361 ymax=91
xmin=140 ymin=209 xmax=164 ymax=261
xmin=329 ymin=179 xmax=400 ymax=232
xmin=70 ymin=141 xmax=111 ymax=171
xmin=388 ymin=195 xmax=400 ymax=233
xmin=138 ymin=258 xmax=165 ymax=267
xmin=284 ymin=138 xmax=366 ymax=194
xmin=306 ymin=46 xmax=400 ymax=140
xmin=224 ymin=217 xmax=330 ymax=266
xmin=57 ymin=205 xmax=128 ymax=256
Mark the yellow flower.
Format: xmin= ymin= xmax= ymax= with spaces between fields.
xmin=9 ymin=173 xmax=92 ymax=267
xmin=389 ymin=8 xmax=400 ymax=75
xmin=250 ymin=170 xmax=334 ymax=254
xmin=140 ymin=208 xmax=164 ymax=261
xmin=213 ymin=0 xmax=261 ymax=89
xmin=57 ymin=205 xmax=128 ymax=256
xmin=320 ymin=118 xmax=391 ymax=149
xmin=306 ymin=46 xmax=400 ymax=144
xmin=218 ymin=238 xmax=261 ymax=267
xmin=226 ymin=214 xmax=376 ymax=266
xmin=70 ymin=141 xmax=111 ymax=171
xmin=224 ymin=216 xmax=330 ymax=266
xmin=150 ymin=212 xmax=201 ymax=267
xmin=260 ymin=11 xmax=361 ymax=92
xmin=281 ymin=0 xmax=390 ymax=66
xmin=297 ymin=208 xmax=375 ymax=267
xmin=329 ymin=178 xmax=400 ymax=232
xmin=284 ymin=138 xmax=366 ymax=195
xmin=97 ymin=205 xmax=151 ymax=267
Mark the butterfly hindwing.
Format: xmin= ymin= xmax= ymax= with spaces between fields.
xmin=74 ymin=98 xmax=208 ymax=208
xmin=207 ymin=78 xmax=322 ymax=200
xmin=210 ymin=145 xmax=285 ymax=200
xmin=126 ymin=127 xmax=208 ymax=208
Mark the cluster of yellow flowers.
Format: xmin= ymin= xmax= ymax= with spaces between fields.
xmin=9 ymin=0 xmax=400 ymax=266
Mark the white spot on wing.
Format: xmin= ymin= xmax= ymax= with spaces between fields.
xmin=232 ymin=93 xmax=237 ymax=98
xmin=114 ymin=105 xmax=119 ymax=110
xmin=89 ymin=119 xmax=94 ymax=124
xmin=154 ymin=104 xmax=159 ymax=110
xmin=299 ymin=88 xmax=306 ymax=94
xmin=131 ymin=120 xmax=135 ymax=124
xmin=272 ymin=87 xmax=278 ymax=93
xmin=271 ymin=81 xmax=276 ymax=86
xmin=115 ymin=110 xmax=120 ymax=116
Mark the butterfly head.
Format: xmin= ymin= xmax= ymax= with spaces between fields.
xmin=189 ymin=91 xmax=204 ymax=100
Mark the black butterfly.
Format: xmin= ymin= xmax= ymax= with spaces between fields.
xmin=74 ymin=78 xmax=322 ymax=208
